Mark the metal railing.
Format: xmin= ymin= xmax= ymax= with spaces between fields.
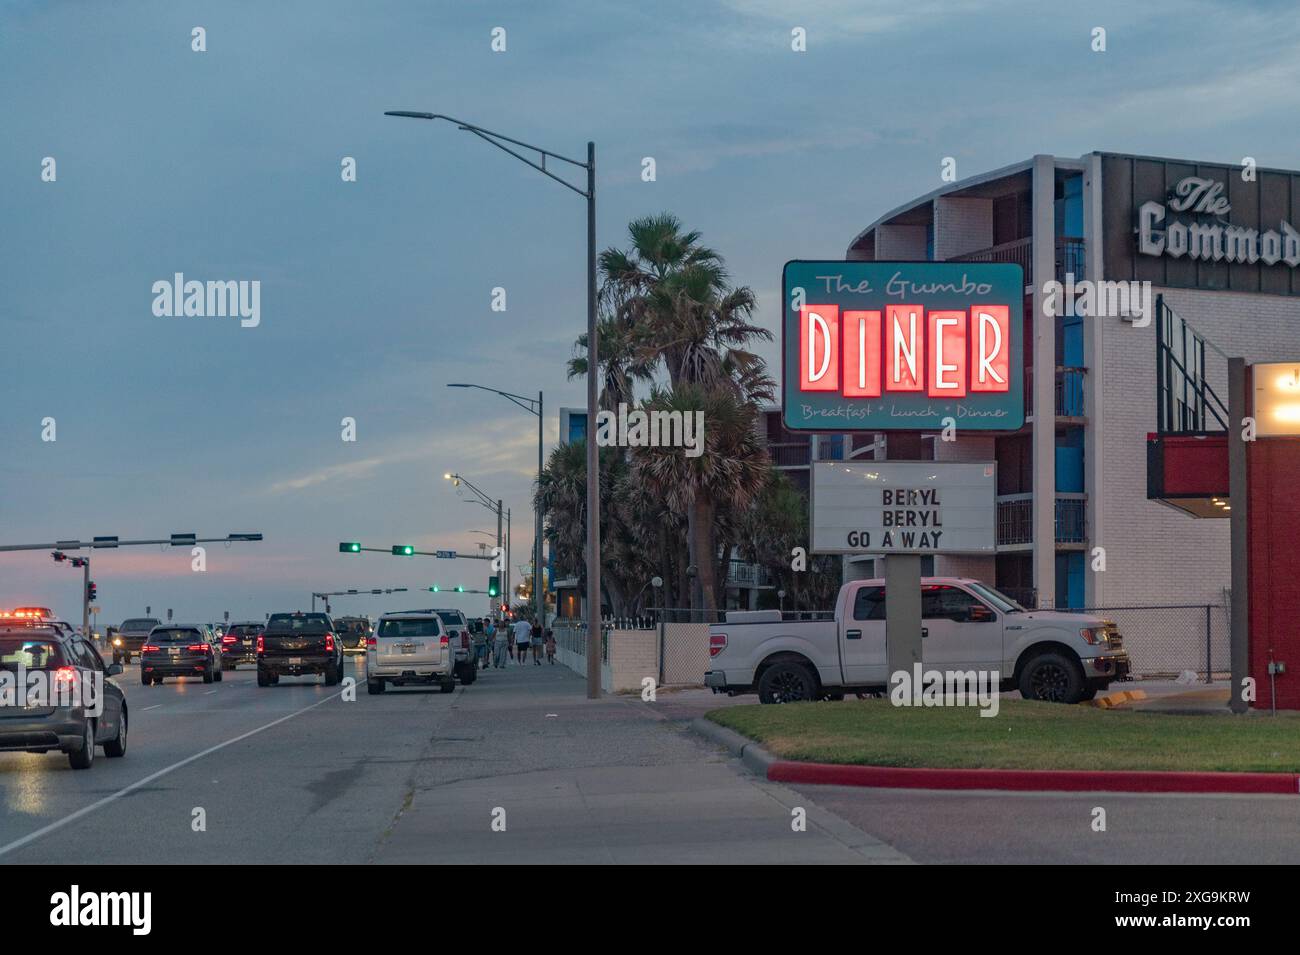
xmin=996 ymin=494 xmax=1087 ymax=546
xmin=768 ymin=442 xmax=811 ymax=467
xmin=1156 ymin=294 xmax=1228 ymax=434
xmin=1025 ymin=366 xmax=1087 ymax=418
xmin=949 ymin=236 xmax=1085 ymax=286
xmin=726 ymin=560 xmax=774 ymax=588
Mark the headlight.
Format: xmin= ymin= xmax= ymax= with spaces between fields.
xmin=113 ymin=638 xmax=122 ymax=646
xmin=1079 ymin=628 xmax=1100 ymax=645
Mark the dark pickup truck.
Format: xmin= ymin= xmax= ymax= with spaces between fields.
xmin=113 ymin=617 xmax=161 ymax=664
xmin=257 ymin=612 xmax=344 ymax=687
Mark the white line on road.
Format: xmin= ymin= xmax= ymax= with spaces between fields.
xmin=0 ymin=689 xmax=345 ymax=860
xmin=141 ymin=704 xmax=162 ymax=711
xmin=205 ymin=690 xmax=217 ymax=695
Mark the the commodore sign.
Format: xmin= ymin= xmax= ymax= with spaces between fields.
xmin=811 ymin=461 xmax=996 ymax=554
xmin=1139 ymin=175 xmax=1300 ymax=267
xmin=782 ymin=261 xmax=1024 ymax=432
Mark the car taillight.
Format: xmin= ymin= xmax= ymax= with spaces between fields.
xmin=188 ymin=644 xmax=210 ymax=653
xmin=222 ymin=634 xmax=237 ymax=644
xmin=54 ymin=666 xmax=78 ymax=686
xmin=461 ymin=633 xmax=470 ymax=649
xmin=440 ymin=635 xmax=449 ymax=648
xmin=326 ymin=633 xmax=335 ymax=652
xmin=709 ymin=633 xmax=728 ymax=657
xmin=141 ymin=644 xmax=159 ymax=653
xmin=365 ymin=635 xmax=377 ymax=648
xmin=256 ymin=635 xmax=264 ymax=653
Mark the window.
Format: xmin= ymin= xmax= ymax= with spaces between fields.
xmin=852 ymin=586 xmax=886 ymax=621
xmin=379 ymin=619 xmax=441 ymax=638
xmin=73 ymin=639 xmax=103 ymax=670
xmin=921 ymin=585 xmax=987 ymax=622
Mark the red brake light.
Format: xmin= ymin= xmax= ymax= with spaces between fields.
xmin=325 ymin=633 xmax=335 ymax=652
xmin=365 ymin=635 xmax=377 ymax=647
xmin=188 ymin=644 xmax=210 ymax=653
xmin=440 ymin=635 xmax=449 ymax=648
xmin=222 ymin=634 xmax=237 ymax=644
xmin=461 ymin=633 xmax=469 ymax=649
xmin=709 ymin=633 xmax=728 ymax=657
xmin=54 ymin=666 xmax=78 ymax=686
xmin=141 ymin=644 xmax=159 ymax=653
xmin=256 ymin=635 xmax=264 ymax=653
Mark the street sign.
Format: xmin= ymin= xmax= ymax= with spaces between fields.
xmin=435 ymin=550 xmax=457 ymax=559
xmin=811 ymin=461 xmax=996 ymax=555
xmin=782 ymin=261 xmax=1024 ymax=432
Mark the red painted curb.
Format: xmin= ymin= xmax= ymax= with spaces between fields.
xmin=766 ymin=761 xmax=1300 ymax=795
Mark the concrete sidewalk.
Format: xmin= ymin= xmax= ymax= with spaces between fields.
xmin=371 ymin=664 xmax=910 ymax=864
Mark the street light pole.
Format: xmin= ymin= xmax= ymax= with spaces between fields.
xmin=385 ymin=111 xmax=599 ymax=698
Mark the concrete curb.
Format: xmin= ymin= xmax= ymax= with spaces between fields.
xmin=692 ymin=718 xmax=1300 ymax=795
xmin=689 ymin=717 xmax=777 ymax=777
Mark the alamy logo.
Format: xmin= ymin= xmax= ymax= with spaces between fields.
xmin=593 ymin=402 xmax=705 ymax=458
xmin=49 ymin=885 xmax=151 ymax=935
xmin=1042 ymin=273 xmax=1152 ymax=327
xmin=889 ymin=664 xmax=1000 ymax=717
xmin=0 ymin=664 xmax=103 ymax=716
xmin=151 ymin=273 xmax=260 ymax=328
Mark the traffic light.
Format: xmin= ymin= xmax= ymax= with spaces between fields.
xmin=455 ymin=585 xmax=464 ymax=593
xmin=51 ymin=551 xmax=66 ymax=562
xmin=393 ymin=545 xmax=415 ymax=556
xmin=86 ymin=581 xmax=97 ymax=602
xmin=430 ymin=585 xmax=440 ymax=593
xmin=339 ymin=542 xmax=361 ymax=553
xmin=488 ymin=576 xmax=500 ymax=597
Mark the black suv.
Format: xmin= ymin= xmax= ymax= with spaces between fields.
xmin=113 ymin=617 xmax=161 ymax=664
xmin=140 ymin=624 xmax=224 ymax=685
xmin=0 ymin=620 xmax=128 ymax=769
xmin=220 ymin=622 xmax=263 ymax=669
xmin=258 ymin=612 xmax=344 ymax=686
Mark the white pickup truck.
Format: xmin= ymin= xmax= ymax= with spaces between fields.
xmin=704 ymin=577 xmax=1129 ymax=705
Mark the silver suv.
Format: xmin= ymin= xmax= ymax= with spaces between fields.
xmin=366 ymin=612 xmax=456 ymax=694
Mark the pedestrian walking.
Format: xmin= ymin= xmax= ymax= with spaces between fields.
xmin=472 ymin=618 xmax=489 ymax=670
xmin=531 ymin=620 xmax=544 ymax=665
xmin=545 ymin=627 xmax=556 ymax=664
xmin=492 ymin=619 xmax=509 ymax=669
xmin=478 ymin=618 xmax=494 ymax=669
xmin=512 ymin=617 xmax=532 ymax=665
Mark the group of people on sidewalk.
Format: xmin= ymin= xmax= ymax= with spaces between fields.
xmin=473 ymin=616 xmax=555 ymax=669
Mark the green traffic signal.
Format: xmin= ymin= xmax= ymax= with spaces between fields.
xmin=393 ymin=545 xmax=415 ymax=556
xmin=430 ymin=585 xmax=440 ymax=592
xmin=339 ymin=542 xmax=361 ymax=553
xmin=455 ymin=585 xmax=464 ymax=593
xmin=488 ymin=575 xmax=500 ymax=597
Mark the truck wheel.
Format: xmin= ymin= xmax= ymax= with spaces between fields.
xmin=324 ymin=662 xmax=340 ymax=686
xmin=1078 ymin=686 xmax=1098 ymax=701
xmin=459 ymin=663 xmax=477 ymax=685
xmin=257 ymin=669 xmax=271 ymax=687
xmin=202 ymin=667 xmax=214 ymax=685
xmin=367 ymin=678 xmax=385 ymax=695
xmin=1019 ymin=652 xmax=1085 ymax=704
xmin=141 ymin=672 xmax=151 ymax=686
xmin=758 ymin=661 xmax=817 ymax=704
xmin=440 ymin=679 xmax=456 ymax=694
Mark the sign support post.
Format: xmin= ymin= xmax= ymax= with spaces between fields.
xmin=884 ymin=555 xmax=923 ymax=681
xmin=1228 ymin=357 xmax=1249 ymax=714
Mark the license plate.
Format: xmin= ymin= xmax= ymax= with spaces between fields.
xmin=168 ymin=648 xmax=179 ymax=657
xmin=400 ymin=645 xmax=416 ymax=654
xmin=288 ymin=656 xmax=302 ymax=665
xmin=243 ymin=640 xmax=252 ymax=646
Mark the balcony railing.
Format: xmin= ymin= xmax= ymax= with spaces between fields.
xmin=726 ymin=560 xmax=774 ymax=589
xmin=948 ymin=236 xmax=1086 ymax=286
xmin=768 ymin=442 xmax=811 ymax=467
xmin=996 ymin=494 xmax=1087 ymax=547
xmin=1025 ymin=366 xmax=1086 ymax=419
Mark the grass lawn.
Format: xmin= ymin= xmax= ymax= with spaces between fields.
xmin=707 ymin=699 xmax=1300 ymax=773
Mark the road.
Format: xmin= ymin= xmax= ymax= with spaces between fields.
xmin=4 ymin=659 xmax=1294 ymax=864
xmin=0 ymin=656 xmax=905 ymax=864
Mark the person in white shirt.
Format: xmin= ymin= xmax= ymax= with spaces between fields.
xmin=512 ymin=619 xmax=532 ymax=664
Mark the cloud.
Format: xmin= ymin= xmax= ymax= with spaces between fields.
xmin=719 ymin=0 xmax=1008 ymax=38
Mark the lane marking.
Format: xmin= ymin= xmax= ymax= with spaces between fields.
xmin=0 ymin=688 xmax=345 ymax=859
xmin=205 ymin=690 xmax=217 ymax=695
xmin=141 ymin=705 xmax=162 ymax=711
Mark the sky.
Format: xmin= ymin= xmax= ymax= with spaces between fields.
xmin=2 ymin=0 xmax=1299 ymax=626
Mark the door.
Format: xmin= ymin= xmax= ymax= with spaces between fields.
xmin=374 ymin=618 xmax=445 ymax=668
xmin=841 ymin=584 xmax=888 ymax=685
xmin=920 ymin=584 xmax=1002 ymax=671
xmin=74 ymin=638 xmax=121 ymax=738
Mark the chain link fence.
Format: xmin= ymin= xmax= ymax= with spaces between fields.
xmin=1073 ymin=604 xmax=1227 ymax=681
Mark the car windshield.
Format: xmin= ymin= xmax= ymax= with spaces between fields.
xmin=228 ymin=625 xmax=259 ymax=637
xmin=150 ymin=629 xmax=202 ymax=644
xmin=435 ymin=612 xmax=463 ymax=627
xmin=122 ymin=618 xmax=160 ymax=631
xmin=267 ymin=614 xmax=330 ymax=632
xmin=379 ymin=619 xmax=440 ymax=638
xmin=965 ymin=582 xmax=1024 ymax=614
xmin=0 ymin=637 xmax=65 ymax=670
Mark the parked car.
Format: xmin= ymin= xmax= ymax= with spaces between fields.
xmin=113 ymin=617 xmax=161 ymax=664
xmin=0 ymin=619 xmax=128 ymax=769
xmin=333 ymin=616 xmax=372 ymax=653
xmin=257 ymin=612 xmax=343 ymax=687
xmin=429 ymin=609 xmax=477 ymax=685
xmin=704 ymin=577 xmax=1129 ymax=705
xmin=140 ymin=624 xmax=224 ymax=685
xmin=365 ymin=612 xmax=456 ymax=694
xmin=219 ymin=622 xmax=263 ymax=669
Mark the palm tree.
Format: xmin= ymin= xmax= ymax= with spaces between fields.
xmin=632 ymin=385 xmax=769 ymax=615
